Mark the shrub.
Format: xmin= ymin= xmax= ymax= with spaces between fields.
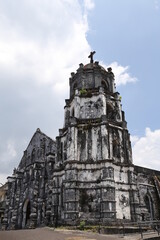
xmin=79 ymin=220 xmax=85 ymax=230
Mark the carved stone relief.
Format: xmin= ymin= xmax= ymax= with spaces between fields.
xmin=119 ymin=194 xmax=129 ymax=209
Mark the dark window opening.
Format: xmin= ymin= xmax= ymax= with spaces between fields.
xmin=101 ymin=80 xmax=109 ymax=91
xmin=144 ymin=194 xmax=154 ymax=220
xmin=26 ymin=201 xmax=31 ymax=225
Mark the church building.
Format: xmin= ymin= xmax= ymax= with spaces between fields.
xmin=2 ymin=53 xmax=160 ymax=229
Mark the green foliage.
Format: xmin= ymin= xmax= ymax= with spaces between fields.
xmin=80 ymin=88 xmax=87 ymax=95
xmin=79 ymin=220 xmax=85 ymax=230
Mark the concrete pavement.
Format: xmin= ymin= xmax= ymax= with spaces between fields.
xmin=0 ymin=227 xmax=160 ymax=240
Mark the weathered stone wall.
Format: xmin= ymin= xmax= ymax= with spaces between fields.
xmin=59 ymin=125 xmax=132 ymax=164
xmin=0 ymin=184 xmax=7 ymax=227
xmin=69 ymin=62 xmax=115 ymax=98
xmin=2 ymin=61 xmax=160 ymax=230
xmin=134 ymin=166 xmax=160 ymax=221
xmin=50 ymin=160 xmax=138 ymax=225
xmin=2 ymin=129 xmax=56 ymax=229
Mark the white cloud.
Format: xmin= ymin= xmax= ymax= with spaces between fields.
xmin=84 ymin=0 xmax=95 ymax=10
xmin=154 ymin=0 xmax=160 ymax=10
xmin=0 ymin=0 xmax=91 ymax=87
xmin=108 ymin=62 xmax=137 ymax=86
xmin=131 ymin=128 xmax=160 ymax=170
xmin=130 ymin=135 xmax=139 ymax=145
xmin=7 ymin=141 xmax=17 ymax=158
xmin=0 ymin=0 xmax=139 ymax=185
xmin=0 ymin=0 xmax=94 ymax=184
xmin=0 ymin=138 xmax=18 ymax=179
xmin=0 ymin=174 xmax=9 ymax=186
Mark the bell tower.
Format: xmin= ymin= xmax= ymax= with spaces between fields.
xmin=58 ymin=52 xmax=132 ymax=165
xmin=55 ymin=52 xmax=134 ymax=225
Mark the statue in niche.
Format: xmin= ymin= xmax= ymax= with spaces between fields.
xmin=108 ymin=167 xmax=114 ymax=179
xmin=119 ymin=194 xmax=129 ymax=209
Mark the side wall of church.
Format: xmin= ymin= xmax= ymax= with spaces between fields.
xmin=2 ymin=130 xmax=56 ymax=230
xmin=134 ymin=166 xmax=160 ymax=221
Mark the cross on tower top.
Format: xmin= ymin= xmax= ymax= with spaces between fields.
xmin=88 ymin=51 xmax=96 ymax=63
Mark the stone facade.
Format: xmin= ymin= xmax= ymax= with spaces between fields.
xmin=2 ymin=57 xmax=160 ymax=230
xmin=2 ymin=130 xmax=56 ymax=229
xmin=0 ymin=183 xmax=7 ymax=227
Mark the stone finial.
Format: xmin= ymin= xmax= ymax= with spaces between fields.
xmin=107 ymin=67 xmax=114 ymax=78
xmin=79 ymin=63 xmax=84 ymax=68
xmin=107 ymin=67 xmax=112 ymax=73
xmin=71 ymin=72 xmax=75 ymax=77
xmin=13 ymin=168 xmax=17 ymax=175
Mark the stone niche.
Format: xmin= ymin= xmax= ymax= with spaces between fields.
xmin=102 ymin=167 xmax=114 ymax=180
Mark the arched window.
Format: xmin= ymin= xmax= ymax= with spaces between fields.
xmin=101 ymin=80 xmax=109 ymax=91
xmin=144 ymin=194 xmax=154 ymax=220
xmin=22 ymin=199 xmax=31 ymax=228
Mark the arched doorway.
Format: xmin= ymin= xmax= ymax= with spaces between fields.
xmin=22 ymin=199 xmax=31 ymax=228
xmin=144 ymin=194 xmax=154 ymax=220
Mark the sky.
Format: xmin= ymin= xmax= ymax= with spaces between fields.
xmin=0 ymin=0 xmax=160 ymax=184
